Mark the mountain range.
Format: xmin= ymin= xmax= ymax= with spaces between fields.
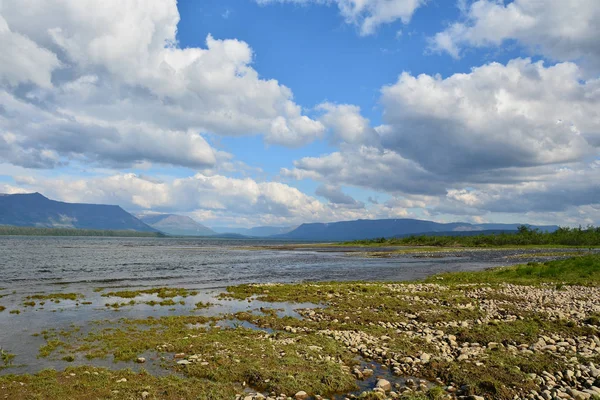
xmin=0 ymin=193 xmax=156 ymax=232
xmin=137 ymin=214 xmax=215 ymax=236
xmin=0 ymin=193 xmax=559 ymax=240
xmin=211 ymin=226 xmax=295 ymax=237
xmin=272 ymin=219 xmax=558 ymax=241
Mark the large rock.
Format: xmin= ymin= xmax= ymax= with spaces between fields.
xmin=294 ymin=391 xmax=309 ymax=400
xmin=375 ymin=379 xmax=392 ymax=392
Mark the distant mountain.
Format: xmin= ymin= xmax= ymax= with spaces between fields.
xmin=212 ymin=226 xmax=295 ymax=237
xmin=0 ymin=193 xmax=156 ymax=232
xmin=273 ymin=218 xmax=558 ymax=242
xmin=138 ymin=214 xmax=215 ymax=236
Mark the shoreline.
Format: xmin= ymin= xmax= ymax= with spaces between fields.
xmin=1 ymin=255 xmax=600 ymax=399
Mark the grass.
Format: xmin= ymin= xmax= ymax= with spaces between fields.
xmin=425 ymin=255 xmax=600 ymax=285
xmin=0 ymin=367 xmax=238 ymax=399
xmin=35 ymin=316 xmax=358 ymax=397
xmin=101 ymin=287 xmax=198 ymax=299
xmin=10 ymin=255 xmax=600 ymax=399
xmin=0 ymin=305 xmax=5 ymax=312
xmin=0 ymin=348 xmax=15 ymax=369
xmin=195 ymin=301 xmax=213 ymax=309
xmin=26 ymin=293 xmax=82 ymax=301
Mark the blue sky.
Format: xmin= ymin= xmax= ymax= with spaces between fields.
xmin=0 ymin=0 xmax=599 ymax=227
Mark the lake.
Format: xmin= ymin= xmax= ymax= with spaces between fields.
xmin=0 ymin=236 xmax=585 ymax=375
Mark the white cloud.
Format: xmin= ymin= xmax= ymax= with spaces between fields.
xmin=284 ymin=146 xmax=444 ymax=194
xmin=315 ymin=184 xmax=365 ymax=209
xmin=256 ymin=0 xmax=425 ymax=35
xmin=8 ymin=171 xmax=428 ymax=226
xmin=0 ymin=0 xmax=323 ymax=170
xmin=0 ymin=15 xmax=60 ymax=88
xmin=282 ymin=58 xmax=600 ymax=224
xmin=380 ymin=58 xmax=598 ymax=177
xmin=317 ymin=103 xmax=379 ymax=144
xmin=430 ymin=0 xmax=600 ymax=72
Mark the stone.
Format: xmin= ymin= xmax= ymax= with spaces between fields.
xmin=375 ymin=379 xmax=392 ymax=392
xmin=177 ymin=360 xmax=191 ymax=365
xmin=294 ymin=391 xmax=309 ymax=400
xmin=136 ymin=357 xmax=146 ymax=363
xmin=141 ymin=391 xmax=150 ymax=399
xmin=116 ymin=378 xmax=127 ymax=383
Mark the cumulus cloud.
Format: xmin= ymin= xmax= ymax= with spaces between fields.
xmin=282 ymin=58 xmax=600 ymax=224
xmin=380 ymin=58 xmax=598 ymax=177
xmin=0 ymin=0 xmax=322 ymax=169
xmin=317 ymin=103 xmax=380 ymax=145
xmin=288 ymin=59 xmax=600 ymax=195
xmin=315 ymin=184 xmax=365 ymax=209
xmin=256 ymin=0 xmax=425 ymax=35
xmin=430 ymin=0 xmax=600 ymax=72
xmin=0 ymin=15 xmax=60 ymax=88
xmin=8 ymin=172 xmax=421 ymax=226
xmin=283 ymin=146 xmax=445 ymax=195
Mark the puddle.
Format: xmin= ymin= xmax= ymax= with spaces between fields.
xmin=0 ymin=286 xmax=320 ymax=376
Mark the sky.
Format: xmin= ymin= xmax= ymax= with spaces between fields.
xmin=0 ymin=0 xmax=599 ymax=228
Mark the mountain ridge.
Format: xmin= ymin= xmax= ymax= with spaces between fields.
xmin=137 ymin=213 xmax=215 ymax=236
xmin=212 ymin=225 xmax=295 ymax=237
xmin=0 ymin=192 xmax=156 ymax=232
xmin=272 ymin=218 xmax=558 ymax=241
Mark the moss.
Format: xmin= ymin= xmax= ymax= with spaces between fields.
xmin=23 ymin=301 xmax=36 ymax=307
xmin=34 ymin=316 xmax=357 ymax=396
xmin=102 ymin=287 xmax=198 ymax=299
xmin=39 ymin=339 xmax=68 ymax=358
xmin=0 ymin=305 xmax=5 ymax=312
xmin=0 ymin=367 xmax=238 ymax=399
xmin=9 ymin=309 xmax=20 ymax=314
xmin=0 ymin=348 xmax=15 ymax=369
xmin=26 ymin=293 xmax=82 ymax=301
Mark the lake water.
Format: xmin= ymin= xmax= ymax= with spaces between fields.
xmin=0 ymin=236 xmax=529 ymax=294
xmin=0 ymin=236 xmax=588 ymax=375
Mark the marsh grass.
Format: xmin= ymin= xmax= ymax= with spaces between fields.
xmin=0 ymin=367 xmax=238 ymax=399
xmin=0 ymin=348 xmax=15 ymax=369
xmin=101 ymin=287 xmax=198 ymax=299
xmin=425 ymin=255 xmax=600 ymax=285
xmin=17 ymin=255 xmax=600 ymax=399
xmin=26 ymin=293 xmax=82 ymax=301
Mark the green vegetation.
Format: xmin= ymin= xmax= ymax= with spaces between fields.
xmin=101 ymin=287 xmax=198 ymax=299
xmin=345 ymin=226 xmax=600 ymax=247
xmin=0 ymin=348 xmax=15 ymax=369
xmin=0 ymin=225 xmax=165 ymax=237
xmin=10 ymin=255 xmax=600 ymax=399
xmin=0 ymin=367 xmax=238 ymax=399
xmin=26 ymin=293 xmax=83 ymax=301
xmin=425 ymin=254 xmax=600 ymax=285
xmin=35 ymin=316 xmax=357 ymax=397
xmin=145 ymin=299 xmax=177 ymax=307
xmin=0 ymin=305 xmax=5 ymax=312
xmin=195 ymin=301 xmax=213 ymax=309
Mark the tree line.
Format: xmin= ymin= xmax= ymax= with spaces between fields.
xmin=0 ymin=226 xmax=164 ymax=238
xmin=347 ymin=226 xmax=600 ymax=247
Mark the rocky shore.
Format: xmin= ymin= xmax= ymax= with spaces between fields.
xmin=1 ymin=255 xmax=599 ymax=400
